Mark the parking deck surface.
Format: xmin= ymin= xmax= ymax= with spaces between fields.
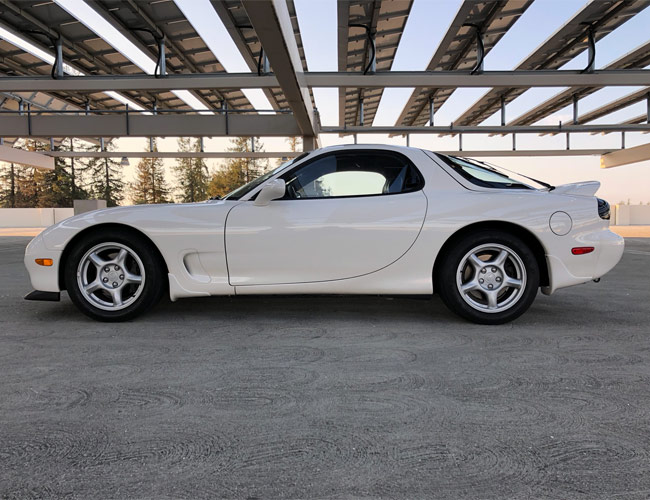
xmin=1 ymin=236 xmax=650 ymax=499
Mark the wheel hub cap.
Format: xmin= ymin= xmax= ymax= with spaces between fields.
xmin=479 ymin=266 xmax=503 ymax=290
xmin=100 ymin=265 xmax=125 ymax=288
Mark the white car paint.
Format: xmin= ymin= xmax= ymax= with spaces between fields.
xmin=24 ymin=144 xmax=624 ymax=302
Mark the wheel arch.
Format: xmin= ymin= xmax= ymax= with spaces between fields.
xmin=58 ymin=223 xmax=169 ymax=290
xmin=432 ymin=220 xmax=549 ymax=292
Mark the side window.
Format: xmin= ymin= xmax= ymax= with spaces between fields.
xmin=282 ymin=152 xmax=423 ymax=199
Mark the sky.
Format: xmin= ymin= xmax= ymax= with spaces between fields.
xmin=4 ymin=0 xmax=650 ymax=204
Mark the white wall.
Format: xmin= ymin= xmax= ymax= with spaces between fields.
xmin=0 ymin=208 xmax=74 ymax=228
xmin=615 ymin=204 xmax=650 ymax=226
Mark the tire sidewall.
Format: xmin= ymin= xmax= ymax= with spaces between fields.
xmin=438 ymin=231 xmax=540 ymax=324
xmin=64 ymin=230 xmax=165 ymax=321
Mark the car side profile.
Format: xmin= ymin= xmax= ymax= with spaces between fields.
xmin=24 ymin=144 xmax=624 ymax=324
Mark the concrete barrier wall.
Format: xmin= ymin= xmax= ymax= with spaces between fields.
xmin=615 ymin=204 xmax=650 ymax=226
xmin=0 ymin=208 xmax=74 ymax=227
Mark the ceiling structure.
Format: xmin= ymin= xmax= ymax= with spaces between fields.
xmin=0 ymin=0 xmax=648 ymax=168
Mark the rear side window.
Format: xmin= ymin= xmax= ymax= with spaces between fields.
xmin=437 ymin=154 xmax=533 ymax=190
xmin=281 ymin=151 xmax=424 ymax=199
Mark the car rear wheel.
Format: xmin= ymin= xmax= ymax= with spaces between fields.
xmin=64 ymin=229 xmax=165 ymax=321
xmin=437 ymin=231 xmax=539 ymax=324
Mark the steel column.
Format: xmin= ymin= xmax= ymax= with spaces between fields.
xmin=242 ymin=0 xmax=318 ymax=136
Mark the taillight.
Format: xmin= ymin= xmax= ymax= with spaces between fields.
xmin=597 ymin=198 xmax=610 ymax=220
xmin=572 ymin=247 xmax=595 ymax=255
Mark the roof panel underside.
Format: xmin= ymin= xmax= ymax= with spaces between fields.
xmin=398 ymin=0 xmax=533 ymax=127
xmin=342 ymin=0 xmax=413 ymax=127
xmin=454 ymin=0 xmax=650 ymax=126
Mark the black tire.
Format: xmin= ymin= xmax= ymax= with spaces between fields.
xmin=64 ymin=228 xmax=166 ymax=322
xmin=436 ymin=230 xmax=539 ymax=325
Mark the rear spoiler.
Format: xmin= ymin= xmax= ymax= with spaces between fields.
xmin=551 ymin=181 xmax=600 ymax=197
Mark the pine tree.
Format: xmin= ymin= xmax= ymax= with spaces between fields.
xmin=173 ymin=138 xmax=210 ymax=203
xmin=4 ymin=139 xmax=51 ymax=207
xmin=15 ymin=166 xmax=44 ymax=207
xmin=287 ymin=136 xmax=301 ymax=153
xmin=80 ymin=139 xmax=125 ymax=207
xmin=0 ymin=162 xmax=17 ymax=208
xmin=66 ymin=138 xmax=91 ymax=201
xmin=207 ymin=137 xmax=269 ymax=199
xmin=39 ymin=146 xmax=74 ymax=208
xmin=131 ymin=138 xmax=171 ymax=204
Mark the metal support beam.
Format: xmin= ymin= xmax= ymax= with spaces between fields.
xmin=0 ymin=144 xmax=54 ymax=169
xmin=0 ymin=113 xmax=301 ymax=138
xmin=601 ymin=142 xmax=650 ymax=168
xmin=573 ymin=94 xmax=579 ymax=124
xmin=43 ymin=151 xmax=303 ymax=159
xmin=0 ymin=70 xmax=648 ymax=93
xmin=306 ymin=71 xmax=650 ymax=88
xmin=337 ymin=0 xmax=350 ymax=128
xmin=321 ymin=124 xmax=650 ymax=135
xmin=242 ymin=0 xmax=318 ymax=136
xmin=429 ymin=96 xmax=434 ymax=126
xmin=211 ymin=0 xmax=279 ymax=110
xmin=359 ymin=96 xmax=365 ymax=127
xmin=500 ymin=96 xmax=506 ymax=126
xmin=34 ymin=147 xmax=617 ymax=162
xmin=302 ymin=136 xmax=317 ymax=152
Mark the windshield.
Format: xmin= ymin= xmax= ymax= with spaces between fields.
xmin=223 ymin=152 xmax=310 ymax=200
xmin=434 ymin=154 xmax=551 ymax=190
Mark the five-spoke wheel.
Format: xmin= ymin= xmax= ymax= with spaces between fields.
xmin=456 ymin=243 xmax=526 ymax=313
xmin=65 ymin=228 xmax=165 ymax=321
xmin=77 ymin=242 xmax=146 ymax=311
xmin=437 ymin=230 xmax=539 ymax=324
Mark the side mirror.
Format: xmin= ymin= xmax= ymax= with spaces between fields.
xmin=254 ymin=179 xmax=286 ymax=206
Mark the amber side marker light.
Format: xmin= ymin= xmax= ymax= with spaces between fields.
xmin=571 ymin=247 xmax=595 ymax=255
xmin=35 ymin=258 xmax=53 ymax=266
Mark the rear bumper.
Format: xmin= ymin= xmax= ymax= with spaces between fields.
xmin=542 ymin=228 xmax=624 ymax=295
xmin=24 ymin=233 xmax=62 ymax=293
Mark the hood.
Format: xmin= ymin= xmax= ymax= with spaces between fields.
xmin=63 ymin=199 xmax=228 ymax=223
xmin=551 ymin=181 xmax=600 ymax=197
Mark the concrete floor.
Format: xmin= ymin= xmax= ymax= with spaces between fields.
xmin=1 ymin=236 xmax=650 ymax=499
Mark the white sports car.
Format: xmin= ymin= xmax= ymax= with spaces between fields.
xmin=24 ymin=144 xmax=623 ymax=324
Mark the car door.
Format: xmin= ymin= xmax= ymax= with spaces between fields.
xmin=225 ymin=150 xmax=428 ymax=286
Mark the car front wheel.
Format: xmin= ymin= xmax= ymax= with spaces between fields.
xmin=437 ymin=231 xmax=539 ymax=324
xmin=64 ymin=229 xmax=165 ymax=321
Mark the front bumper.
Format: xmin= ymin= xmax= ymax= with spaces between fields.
xmin=24 ymin=232 xmax=62 ymax=293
